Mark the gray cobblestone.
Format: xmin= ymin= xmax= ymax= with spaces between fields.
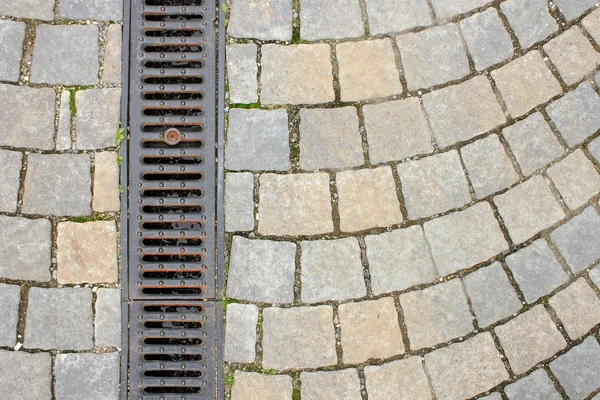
xmin=102 ymin=24 xmax=122 ymax=84
xmin=0 ymin=284 xmax=20 ymax=347
xmin=0 ymin=0 xmax=54 ymax=20
xmin=478 ymin=394 xmax=502 ymax=400
xmin=55 ymin=352 xmax=119 ymax=400
xmin=590 ymin=265 xmax=600 ymax=288
xmin=226 ymin=44 xmax=258 ymax=104
xmin=429 ymin=0 xmax=490 ymax=20
xmin=549 ymin=278 xmax=600 ymax=340
xmin=231 ymin=372 xmax=292 ymax=400
xmin=0 ymin=150 xmax=22 ymax=213
xmin=95 ymin=288 xmax=121 ymax=348
xmin=60 ymin=0 xmax=123 ymax=21
xmin=547 ymin=149 xmax=600 ymax=210
xmin=56 ymin=90 xmax=72 ymax=150
xmin=590 ymin=136 xmax=600 ymax=163
xmin=544 ymin=27 xmax=600 ymax=86
xmin=301 ymin=369 xmax=362 ymax=400
xmin=364 ymin=357 xmax=432 ymax=400
xmin=0 ymin=216 xmax=51 ymax=281
xmin=228 ymin=0 xmax=293 ymax=41
xmin=225 ymin=172 xmax=255 ymax=232
xmin=501 ymin=0 xmax=558 ymax=48
xmin=550 ymin=207 xmax=600 ymax=272
xmin=549 ymin=336 xmax=600 ymax=400
xmin=224 ymin=303 xmax=258 ymax=363
xmin=364 ymin=0 xmax=431 ymax=35
xmin=505 ymin=369 xmax=562 ymax=400
xmin=0 ymin=21 xmax=25 ymax=82
xmin=300 ymin=0 xmax=363 ymax=40
xmin=0 ymin=351 xmax=51 ymax=400
xmin=76 ymin=88 xmax=121 ymax=149
xmin=93 ymin=151 xmax=120 ymax=212
xmin=582 ymin=8 xmax=600 ymax=44
xmin=553 ymin=0 xmax=597 ymax=21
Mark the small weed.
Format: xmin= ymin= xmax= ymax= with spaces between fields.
xmin=117 ymin=155 xmax=123 ymax=166
xmin=290 ymin=141 xmax=300 ymax=160
xmin=224 ymin=373 xmax=235 ymax=389
xmin=292 ymin=388 xmax=301 ymax=400
xmin=230 ymin=102 xmax=261 ymax=109
xmin=116 ymin=127 xmax=126 ymax=146
xmin=221 ymin=2 xmax=230 ymax=13
xmin=69 ymin=90 xmax=77 ymax=116
xmin=119 ymin=185 xmax=124 ymax=194
xmin=70 ymin=214 xmax=112 ymax=223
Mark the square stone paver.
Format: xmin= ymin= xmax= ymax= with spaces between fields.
xmin=553 ymin=0 xmax=597 ymax=20
xmin=76 ymin=88 xmax=121 ymax=149
xmin=459 ymin=9 xmax=514 ymax=71
xmin=261 ymin=44 xmax=334 ymax=105
xmin=505 ymin=239 xmax=569 ymax=303
xmin=400 ymin=279 xmax=474 ymax=349
xmin=491 ymin=51 xmax=562 ymax=117
xmin=583 ymin=8 xmax=600 ymax=44
xmin=0 ymin=351 xmax=51 ymax=400
xmin=226 ymin=109 xmax=290 ymax=171
xmin=55 ymin=353 xmax=119 ymax=400
xmin=224 ymin=303 xmax=258 ymax=363
xmin=301 ymin=238 xmax=366 ymax=303
xmin=494 ymin=176 xmax=565 ymax=244
xmin=548 ymin=149 xmax=600 ymax=210
xmin=365 ymin=225 xmax=436 ymax=295
xmin=231 ymin=372 xmax=292 ymax=400
xmin=0 ymin=85 xmax=55 ymax=150
xmin=549 ymin=278 xmax=600 ymax=340
xmin=95 ymin=288 xmax=121 ymax=348
xmin=364 ymin=357 xmax=432 ymax=400
xmin=495 ymin=305 xmax=567 ymax=374
xmin=228 ymin=0 xmax=293 ymax=41
xmin=24 ymin=287 xmax=93 ymax=350
xmin=262 ymin=305 xmax=337 ymax=369
xmin=429 ymin=0 xmax=489 ymax=20
xmin=0 ymin=150 xmax=22 ymax=213
xmin=0 ymin=0 xmax=54 ymax=20
xmin=337 ymin=38 xmax=403 ymax=101
xmin=258 ymin=172 xmax=333 ymax=235
xmin=225 ymin=172 xmax=254 ymax=232
xmin=397 ymin=151 xmax=470 ymax=219
xmin=226 ymin=43 xmax=258 ymax=104
xmin=299 ymin=107 xmax=364 ymax=170
xmin=464 ymin=262 xmax=521 ymax=327
xmin=502 ymin=112 xmax=564 ymax=176
xmin=60 ymin=0 xmax=123 ymax=20
xmin=461 ymin=134 xmax=519 ymax=199
xmin=301 ymin=369 xmax=362 ymax=400
xmin=501 ymin=0 xmax=558 ymax=48
xmin=549 ymin=336 xmax=600 ymax=400
xmin=550 ymin=207 xmax=600 ymax=272
xmin=93 ymin=151 xmax=120 ymax=212
xmin=300 ymin=0 xmax=363 ymax=40
xmin=425 ymin=332 xmax=509 ymax=400
xmin=57 ymin=221 xmax=118 ymax=284
xmin=338 ymin=298 xmax=404 ymax=363
xmin=422 ymin=75 xmax=506 ymax=148
xmin=0 ymin=216 xmax=51 ymax=281
xmin=336 ymin=166 xmax=403 ymax=232
xmin=227 ymin=236 xmax=296 ymax=303
xmin=544 ymin=27 xmax=600 ymax=86
xmin=363 ymin=98 xmax=433 ymax=163
xmin=102 ymin=24 xmax=122 ymax=84
xmin=31 ymin=24 xmax=99 ymax=85
xmin=0 ymin=21 xmax=25 ymax=82
xmin=546 ymin=82 xmax=600 ymax=146
xmin=396 ymin=24 xmax=469 ymax=90
xmin=364 ymin=0 xmax=431 ymax=35
xmin=0 ymin=284 xmax=20 ymax=347
xmin=424 ymin=202 xmax=509 ymax=276
xmin=505 ymin=369 xmax=562 ymax=400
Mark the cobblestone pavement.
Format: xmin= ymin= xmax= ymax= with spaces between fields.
xmin=223 ymin=1 xmax=600 ymax=399
xmin=0 ymin=0 xmax=123 ymax=399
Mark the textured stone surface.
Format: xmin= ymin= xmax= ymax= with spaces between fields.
xmin=0 ymin=85 xmax=55 ymax=150
xmin=301 ymin=369 xmax=362 ymax=400
xmin=31 ymin=24 xmax=99 ymax=85
xmin=0 ymin=284 xmax=20 ymax=347
xmin=55 ymin=353 xmax=119 ymax=400
xmin=550 ymin=278 xmax=600 ymax=340
xmin=0 ymin=21 xmax=25 ymax=82
xmin=261 ymin=44 xmax=334 ymax=104
xmin=57 ymin=221 xmax=118 ymax=284
xmin=226 ymin=109 xmax=290 ymax=171
xmin=590 ymin=136 xmax=600 ymax=163
xmin=424 ymin=202 xmax=509 ymax=276
xmin=227 ymin=44 xmax=258 ymax=104
xmin=231 ymin=372 xmax=292 ymax=400
xmin=501 ymin=0 xmax=558 ymax=48
xmin=400 ymin=279 xmax=474 ymax=349
xmin=460 ymin=9 xmax=514 ymax=71
xmin=60 ymin=0 xmax=122 ymax=20
xmin=494 ymin=176 xmax=565 ymax=244
xmin=225 ymin=172 xmax=254 ymax=232
xmin=396 ymin=24 xmax=469 ymax=90
xmin=582 ymin=8 xmax=600 ymax=44
xmin=423 ymin=76 xmax=506 ymax=148
xmin=258 ymin=172 xmax=333 ymax=235
xmin=505 ymin=369 xmax=562 ymax=400
xmin=300 ymin=0 xmax=363 ymax=40
xmin=95 ymin=288 xmax=121 ymax=348
xmin=337 ymin=38 xmax=402 ymax=101
xmin=338 ymin=298 xmax=404 ymax=363
xmin=0 ymin=351 xmax=51 ymax=400
xmin=491 ymin=51 xmax=562 ymax=117
xmin=364 ymin=357 xmax=432 ymax=400
xmin=299 ymin=107 xmax=364 ymax=170
xmin=548 ymin=149 xmax=600 ymax=210
xmin=24 ymin=287 xmax=93 ymax=350
xmin=479 ymin=394 xmax=502 ymax=400
xmin=224 ymin=303 xmax=258 ymax=363
xmin=505 ymin=239 xmax=569 ymax=303
xmin=93 ymin=151 xmax=120 ymax=212
xmin=0 ymin=216 xmax=51 ymax=281
xmin=0 ymin=0 xmax=54 ymax=20
xmin=553 ymin=0 xmax=597 ymax=20
xmin=550 ymin=336 xmax=600 ymax=400
xmin=262 ymin=306 xmax=337 ymax=369
xmin=464 ymin=262 xmax=521 ymax=328
xmin=461 ymin=134 xmax=519 ymax=199
xmin=227 ymin=237 xmax=296 ymax=303
xmin=551 ymin=207 xmax=600 ymax=272
xmin=57 ymin=90 xmax=72 ymax=150
xmin=228 ymin=0 xmax=293 ymax=41
xmin=590 ymin=265 xmax=600 ymax=288
xmin=429 ymin=0 xmax=489 ymax=20
xmin=544 ymin=27 xmax=600 ymax=86
xmin=301 ymin=238 xmax=366 ymax=303
xmin=425 ymin=333 xmax=509 ymax=400
xmin=546 ymin=82 xmax=600 ymax=146
xmin=365 ymin=226 xmax=436 ymax=295
xmin=363 ymin=98 xmax=433 ymax=163
xmin=76 ymin=88 xmax=121 ymax=149
xmin=0 ymin=150 xmax=22 ymax=213
xmin=502 ymin=112 xmax=564 ymax=176
xmin=495 ymin=305 xmax=566 ymax=374
xmin=364 ymin=0 xmax=431 ymax=35
xmin=397 ymin=151 xmax=470 ymax=218
xmin=102 ymin=24 xmax=122 ymax=84
xmin=336 ymin=166 xmax=403 ymax=232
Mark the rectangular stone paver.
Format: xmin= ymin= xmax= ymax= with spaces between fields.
xmin=544 ymin=27 xmax=600 ymax=86
xmin=300 ymin=0 xmax=363 ymax=40
xmin=225 ymin=172 xmax=254 ymax=232
xmin=364 ymin=0 xmax=431 ymax=35
xmin=549 ymin=278 xmax=600 ymax=340
xmin=60 ymin=0 xmax=123 ymax=20
xmin=0 ymin=0 xmax=54 ymax=20
xmin=338 ymin=298 xmax=404 ymax=363
xmin=500 ymin=0 xmax=558 ymax=48
xmin=425 ymin=332 xmax=509 ymax=400
xmin=224 ymin=303 xmax=258 ymax=363
xmin=364 ymin=357 xmax=432 ymax=400
xmin=301 ymin=369 xmax=362 ymax=400
xmin=0 ymin=150 xmax=22 ymax=213
xmin=495 ymin=305 xmax=567 ymax=374
xmin=226 ymin=43 xmax=258 ymax=104
xmin=76 ymin=88 xmax=121 ymax=149
xmin=494 ymin=175 xmax=565 ymax=244
xmin=102 ymin=24 xmax=122 ymax=84
xmin=0 ymin=351 xmax=51 ymax=400
xmin=95 ymin=288 xmax=121 ymax=348
xmin=55 ymin=353 xmax=119 ymax=400
xmin=57 ymin=90 xmax=72 ymax=150
xmin=547 ymin=149 xmax=600 ymax=210
xmin=422 ymin=75 xmax=506 ymax=148
xmin=553 ymin=0 xmax=597 ymax=20
xmin=0 ymin=216 xmax=51 ymax=281
xmin=429 ymin=0 xmax=489 ymax=20
xmin=258 ymin=172 xmax=333 ymax=235
xmin=0 ymin=284 xmax=20 ymax=347
xmin=505 ymin=369 xmax=562 ymax=400
xmin=550 ymin=207 xmax=600 ymax=272
xmin=0 ymin=21 xmax=25 ymax=82
xmin=228 ymin=0 xmax=293 ymax=41
xmin=262 ymin=305 xmax=337 ymax=369
xmin=549 ymin=336 xmax=600 ymax=400
xmin=424 ymin=202 xmax=509 ymax=276
xmin=231 ymin=372 xmax=292 ymax=400
xmin=582 ymin=8 xmax=600 ymax=44
xmin=93 ymin=151 xmax=120 ymax=212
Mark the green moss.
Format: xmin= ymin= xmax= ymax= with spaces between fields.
xmin=69 ymin=90 xmax=77 ymax=116
xmin=70 ymin=213 xmax=113 ymax=223
xmin=290 ymin=141 xmax=300 ymax=160
xmin=116 ymin=127 xmax=125 ymax=146
xmin=225 ymin=373 xmax=235 ymax=389
xmin=292 ymin=388 xmax=301 ymax=400
xmin=230 ymin=102 xmax=261 ymax=109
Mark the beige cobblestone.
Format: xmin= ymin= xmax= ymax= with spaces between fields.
xmin=549 ymin=278 xmax=600 ymax=340
xmin=93 ymin=152 xmax=120 ymax=212
xmin=231 ymin=371 xmax=292 ymax=400
xmin=364 ymin=357 xmax=432 ymax=400
xmin=544 ymin=27 xmax=600 ymax=86
xmin=547 ymin=149 xmax=600 ymax=210
xmin=301 ymin=369 xmax=362 ymax=400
